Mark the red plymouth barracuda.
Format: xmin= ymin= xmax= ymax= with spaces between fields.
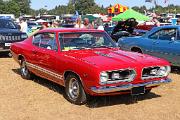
xmin=11 ymin=28 xmax=171 ymax=105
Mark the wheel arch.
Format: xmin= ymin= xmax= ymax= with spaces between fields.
xmin=63 ymin=70 xmax=84 ymax=85
xmin=17 ymin=54 xmax=26 ymax=64
xmin=130 ymin=46 xmax=143 ymax=53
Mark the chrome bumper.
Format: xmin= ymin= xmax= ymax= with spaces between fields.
xmin=91 ymin=78 xmax=172 ymax=94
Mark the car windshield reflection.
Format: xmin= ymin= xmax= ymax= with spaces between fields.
xmin=59 ymin=32 xmax=116 ymax=51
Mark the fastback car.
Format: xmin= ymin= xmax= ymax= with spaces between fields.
xmin=11 ymin=28 xmax=171 ymax=105
xmin=118 ymin=25 xmax=180 ymax=67
xmin=0 ymin=18 xmax=28 ymax=56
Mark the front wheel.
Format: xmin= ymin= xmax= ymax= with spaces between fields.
xmin=20 ymin=59 xmax=33 ymax=80
xmin=65 ymin=74 xmax=87 ymax=105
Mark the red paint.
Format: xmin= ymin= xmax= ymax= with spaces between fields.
xmin=10 ymin=28 xmax=171 ymax=96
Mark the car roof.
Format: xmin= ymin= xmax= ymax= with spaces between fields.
xmin=156 ymin=25 xmax=180 ymax=29
xmin=38 ymin=28 xmax=104 ymax=33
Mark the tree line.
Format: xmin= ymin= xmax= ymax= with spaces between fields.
xmin=0 ymin=0 xmax=179 ymax=17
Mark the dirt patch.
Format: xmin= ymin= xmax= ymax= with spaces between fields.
xmin=0 ymin=58 xmax=180 ymax=120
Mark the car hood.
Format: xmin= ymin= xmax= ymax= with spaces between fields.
xmin=0 ymin=28 xmax=22 ymax=33
xmin=64 ymin=48 xmax=169 ymax=71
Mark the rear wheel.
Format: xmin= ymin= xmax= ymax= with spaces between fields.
xmin=65 ymin=74 xmax=87 ymax=105
xmin=20 ymin=59 xmax=33 ymax=80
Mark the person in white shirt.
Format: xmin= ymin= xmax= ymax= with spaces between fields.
xmin=20 ymin=18 xmax=28 ymax=34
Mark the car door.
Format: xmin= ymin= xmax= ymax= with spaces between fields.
xmin=32 ymin=32 xmax=63 ymax=83
xmin=150 ymin=28 xmax=180 ymax=65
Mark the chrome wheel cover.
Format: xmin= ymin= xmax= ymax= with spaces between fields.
xmin=68 ymin=78 xmax=80 ymax=100
xmin=21 ymin=61 xmax=28 ymax=76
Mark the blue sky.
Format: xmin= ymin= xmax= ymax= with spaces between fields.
xmin=31 ymin=0 xmax=179 ymax=10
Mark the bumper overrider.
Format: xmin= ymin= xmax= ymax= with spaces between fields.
xmin=91 ymin=78 xmax=171 ymax=94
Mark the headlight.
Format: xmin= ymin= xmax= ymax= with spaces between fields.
xmin=157 ymin=66 xmax=171 ymax=77
xmin=112 ymin=72 xmax=120 ymax=79
xmin=21 ymin=34 xmax=28 ymax=39
xmin=100 ymin=72 xmax=108 ymax=84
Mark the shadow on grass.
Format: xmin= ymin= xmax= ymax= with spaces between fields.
xmin=171 ymin=66 xmax=180 ymax=75
xmin=0 ymin=52 xmax=11 ymax=58
xmin=86 ymin=92 xmax=161 ymax=108
xmin=12 ymin=68 xmax=161 ymax=108
xmin=12 ymin=68 xmax=65 ymax=95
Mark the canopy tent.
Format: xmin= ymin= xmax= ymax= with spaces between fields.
xmin=112 ymin=9 xmax=150 ymax=21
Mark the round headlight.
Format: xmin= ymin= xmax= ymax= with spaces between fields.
xmin=112 ymin=72 xmax=120 ymax=79
xmin=100 ymin=72 xmax=108 ymax=84
xmin=157 ymin=66 xmax=171 ymax=77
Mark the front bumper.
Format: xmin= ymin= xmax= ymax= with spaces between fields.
xmin=91 ymin=78 xmax=171 ymax=94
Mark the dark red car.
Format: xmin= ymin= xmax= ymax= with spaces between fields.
xmin=11 ymin=28 xmax=171 ymax=105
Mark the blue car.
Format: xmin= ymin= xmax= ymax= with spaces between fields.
xmin=118 ymin=25 xmax=180 ymax=66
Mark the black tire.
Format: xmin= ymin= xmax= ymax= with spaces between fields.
xmin=65 ymin=74 xmax=87 ymax=105
xmin=145 ymin=89 xmax=151 ymax=94
xmin=20 ymin=59 xmax=33 ymax=80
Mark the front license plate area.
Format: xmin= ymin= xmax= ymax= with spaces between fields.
xmin=5 ymin=43 xmax=11 ymax=47
xmin=131 ymin=86 xmax=145 ymax=95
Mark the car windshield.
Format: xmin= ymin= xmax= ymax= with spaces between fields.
xmin=59 ymin=32 xmax=117 ymax=51
xmin=0 ymin=19 xmax=17 ymax=29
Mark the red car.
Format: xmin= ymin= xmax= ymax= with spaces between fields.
xmin=11 ymin=28 xmax=171 ymax=105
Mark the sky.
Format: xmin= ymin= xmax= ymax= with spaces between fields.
xmin=31 ymin=0 xmax=180 ymax=10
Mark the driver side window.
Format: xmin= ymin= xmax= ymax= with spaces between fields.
xmin=32 ymin=32 xmax=58 ymax=51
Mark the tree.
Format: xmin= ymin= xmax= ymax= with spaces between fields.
xmin=13 ymin=0 xmax=31 ymax=15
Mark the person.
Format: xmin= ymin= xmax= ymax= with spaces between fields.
xmin=74 ymin=18 xmax=83 ymax=28
xmin=19 ymin=18 xmax=28 ymax=34
xmin=81 ymin=18 xmax=94 ymax=29
xmin=177 ymin=18 xmax=180 ymax=25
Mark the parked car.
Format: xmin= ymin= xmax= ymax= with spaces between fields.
xmin=118 ymin=25 xmax=180 ymax=66
xmin=0 ymin=18 xmax=28 ymax=56
xmin=11 ymin=28 xmax=171 ymax=105
xmin=104 ymin=26 xmax=147 ymax=42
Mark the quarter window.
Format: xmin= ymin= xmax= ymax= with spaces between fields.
xmin=32 ymin=32 xmax=58 ymax=51
xmin=149 ymin=28 xmax=177 ymax=41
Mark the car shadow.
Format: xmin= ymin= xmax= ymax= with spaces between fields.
xmin=12 ymin=68 xmax=65 ymax=95
xmin=171 ymin=66 xmax=180 ymax=75
xmin=0 ymin=52 xmax=10 ymax=58
xmin=12 ymin=68 xmax=161 ymax=107
xmin=86 ymin=92 xmax=161 ymax=108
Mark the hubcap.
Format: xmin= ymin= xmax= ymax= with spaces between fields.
xmin=21 ymin=61 xmax=28 ymax=76
xmin=68 ymin=78 xmax=80 ymax=100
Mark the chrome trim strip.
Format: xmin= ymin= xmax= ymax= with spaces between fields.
xmin=91 ymin=78 xmax=171 ymax=93
xmin=26 ymin=62 xmax=63 ymax=80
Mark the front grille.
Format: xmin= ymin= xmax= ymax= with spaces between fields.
xmin=106 ymin=69 xmax=136 ymax=83
xmin=0 ymin=34 xmax=21 ymax=42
